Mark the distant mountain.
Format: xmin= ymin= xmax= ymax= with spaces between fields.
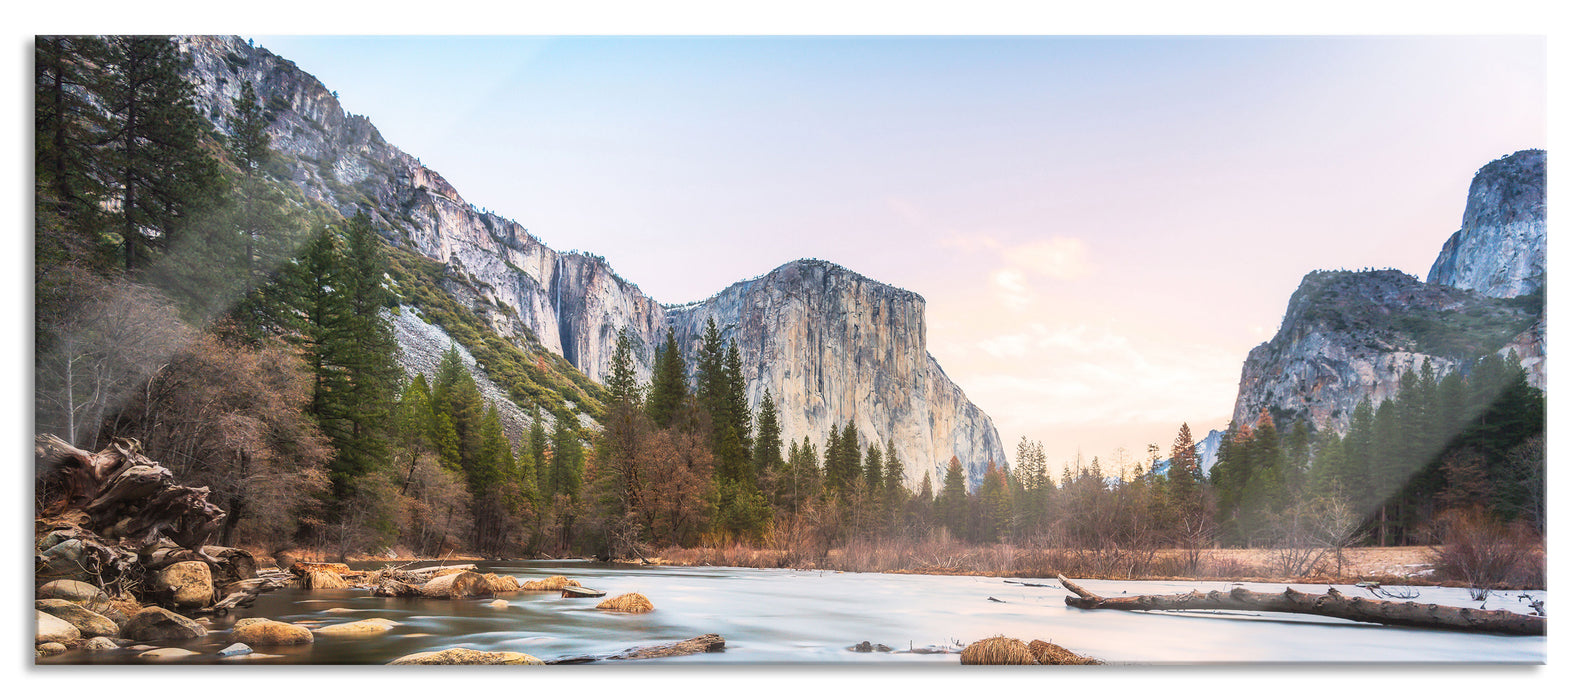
xmin=177 ymin=36 xmax=1005 ymax=488
xmin=1230 ymin=150 xmax=1546 ymax=434
xmin=1150 ymin=428 xmax=1226 ymax=477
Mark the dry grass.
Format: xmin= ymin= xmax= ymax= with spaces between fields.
xmin=481 ymin=573 xmax=521 ymax=592
xmin=302 ymin=570 xmax=349 ymax=589
xmin=649 ymin=539 xmax=1510 ymax=588
xmin=1028 ymin=639 xmax=1101 ymax=665
xmin=960 ymin=636 xmax=1037 ymax=665
xmin=596 ymin=592 xmax=655 ymax=613
xmin=518 ymin=575 xmax=580 ymax=591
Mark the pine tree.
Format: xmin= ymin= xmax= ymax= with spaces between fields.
xmin=752 ymin=389 xmax=784 ymax=488
xmin=527 ymin=411 xmax=550 ymax=502
xmin=646 ymin=328 xmax=686 ymax=428
xmin=223 ymin=80 xmax=307 ymax=344
xmin=35 ymin=35 xmax=112 ymax=255
xmin=549 ymin=413 xmax=584 ymax=501
xmin=882 ymin=439 xmax=905 ymax=529
xmin=98 ymin=36 xmax=222 ymax=270
xmin=939 ymin=456 xmax=969 ymax=540
xmin=607 ymin=329 xmax=640 ymax=407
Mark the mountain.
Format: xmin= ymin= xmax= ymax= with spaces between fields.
xmin=1230 ymin=150 xmax=1546 ymax=434
xmin=176 ymin=36 xmax=1005 ymax=489
xmin=1149 ymin=428 xmax=1225 ymax=477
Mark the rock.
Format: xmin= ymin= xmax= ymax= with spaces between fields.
xmin=36 ymin=599 xmax=119 ymax=638
xmin=487 ymin=599 xmax=509 ymax=609
xmin=217 ymin=642 xmax=253 ymax=657
xmin=1428 ymin=149 xmax=1546 ymax=299
xmin=388 ymin=648 xmax=544 ymax=665
xmin=36 ymin=642 xmax=68 ymax=657
xmin=154 ymin=560 xmax=214 ymax=608
xmin=420 ymin=571 xmax=493 ymax=599
xmin=37 ymin=538 xmax=87 ymax=577
xmin=36 ymin=580 xmax=109 ymax=611
xmin=482 ymin=573 xmax=521 ymax=592
xmin=36 ymin=610 xmax=80 ymax=644
xmin=84 ymin=637 xmax=120 ymax=651
xmin=609 ymin=634 xmax=726 ymax=660
xmin=175 ymin=35 xmax=1007 ymax=485
xmin=846 ymin=641 xmax=892 ymax=653
xmin=595 ymin=592 xmax=653 ymax=613
xmin=232 ymin=618 xmax=313 ymax=646
xmin=139 ymin=648 xmax=200 ymax=660
xmin=321 ymin=607 xmax=359 ymax=614
xmin=314 ymin=618 xmax=398 ymax=637
xmin=960 ymin=636 xmax=1037 ymax=665
xmin=122 ymin=607 xmax=207 ymax=641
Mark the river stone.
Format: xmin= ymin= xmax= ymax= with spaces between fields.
xmin=38 ymin=539 xmax=87 ymax=577
xmin=36 ymin=610 xmax=81 ymax=644
xmin=84 ymin=637 xmax=120 ymax=651
xmin=487 ymin=599 xmax=509 ymax=609
xmin=35 ymin=642 xmax=68 ymax=657
xmin=388 ymin=648 xmax=544 ymax=665
xmin=123 ymin=607 xmax=207 ymax=641
xmin=420 ymin=571 xmax=493 ymax=599
xmin=139 ymin=648 xmax=200 ymax=660
xmin=155 ymin=561 xmax=214 ymax=608
xmin=36 ymin=599 xmax=119 ymax=638
xmin=233 ymin=618 xmax=313 ymax=646
xmin=314 ymin=618 xmax=398 ymax=637
xmin=36 ymin=580 xmax=109 ymax=611
xmin=217 ymin=642 xmax=253 ymax=657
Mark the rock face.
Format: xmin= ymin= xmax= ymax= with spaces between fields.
xmin=666 ymin=261 xmax=1007 ymax=488
xmin=1231 ymin=151 xmax=1546 ymax=434
xmin=1427 ymin=150 xmax=1546 ymax=299
xmin=175 ymin=36 xmax=1007 ymax=485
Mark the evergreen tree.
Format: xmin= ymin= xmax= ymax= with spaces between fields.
xmin=752 ymin=390 xmax=784 ymax=488
xmin=98 ymin=36 xmax=222 ymax=270
xmin=548 ymin=413 xmax=584 ymax=501
xmin=35 ymin=35 xmax=112 ymax=255
xmin=607 ymin=329 xmax=640 ymax=407
xmin=882 ymin=439 xmax=905 ymax=529
xmin=646 ymin=328 xmax=687 ymax=428
xmin=526 ymin=411 xmax=550 ymax=502
xmin=939 ymin=456 xmax=969 ymax=539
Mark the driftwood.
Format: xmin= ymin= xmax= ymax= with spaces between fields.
xmin=561 ymin=586 xmax=607 ymax=598
xmin=203 ymin=576 xmax=287 ymax=614
xmin=36 ymin=434 xmax=225 ymax=560
xmin=547 ymin=634 xmax=726 ymax=664
xmin=1056 ymin=575 xmax=1545 ymax=636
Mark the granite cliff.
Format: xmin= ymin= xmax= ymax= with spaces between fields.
xmin=176 ymin=36 xmax=1004 ymax=488
xmin=1230 ymin=151 xmax=1546 ymax=434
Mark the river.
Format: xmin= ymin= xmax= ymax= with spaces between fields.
xmin=39 ymin=560 xmax=1546 ymax=665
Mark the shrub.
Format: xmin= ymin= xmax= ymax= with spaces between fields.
xmin=1430 ymin=507 xmax=1545 ymax=598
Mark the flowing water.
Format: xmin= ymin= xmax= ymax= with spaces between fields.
xmin=40 ymin=560 xmax=1545 ymax=665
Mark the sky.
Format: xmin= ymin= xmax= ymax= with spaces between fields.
xmin=247 ymin=34 xmax=1545 ymax=473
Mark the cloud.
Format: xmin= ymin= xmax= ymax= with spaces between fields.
xmin=1008 ymin=237 xmax=1094 ymax=281
xmin=991 ymin=268 xmax=1031 ymax=310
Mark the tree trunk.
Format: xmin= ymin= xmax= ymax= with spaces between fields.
xmin=1056 ymin=575 xmax=1544 ymax=636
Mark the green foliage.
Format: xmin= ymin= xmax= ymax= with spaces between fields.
xmin=646 ymin=328 xmax=687 ymax=428
xmin=383 ymin=244 xmax=606 ymax=431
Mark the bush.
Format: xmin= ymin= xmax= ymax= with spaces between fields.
xmin=1431 ymin=507 xmax=1545 ymax=598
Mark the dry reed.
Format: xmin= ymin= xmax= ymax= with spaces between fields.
xmin=1028 ymin=639 xmax=1101 ymax=665
xmin=518 ymin=574 xmax=580 ymax=591
xmin=960 ymin=636 xmax=1037 ymax=665
xmin=595 ymin=592 xmax=655 ymax=613
xmin=481 ymin=573 xmax=521 ymax=592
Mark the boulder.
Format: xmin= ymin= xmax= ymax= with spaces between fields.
xmin=37 ymin=539 xmax=87 ymax=578
xmin=35 ymin=610 xmax=81 ymax=644
xmin=84 ymin=637 xmax=120 ymax=651
xmin=139 ymin=648 xmax=200 ymax=660
xmin=154 ymin=560 xmax=214 ymax=608
xmin=420 ymin=571 xmax=493 ymax=599
xmin=216 ymin=642 xmax=253 ymax=657
xmin=36 ymin=599 xmax=118 ymax=638
xmin=314 ymin=618 xmax=398 ymax=637
xmin=487 ymin=599 xmax=509 ymax=609
xmin=36 ymin=580 xmax=109 ymax=612
xmin=35 ymin=642 xmax=68 ymax=657
xmin=122 ymin=607 xmax=207 ymax=641
xmin=388 ymin=648 xmax=544 ymax=665
xmin=232 ymin=618 xmax=314 ymax=646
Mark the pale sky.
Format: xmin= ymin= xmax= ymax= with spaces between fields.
xmin=250 ymin=35 xmax=1544 ymax=472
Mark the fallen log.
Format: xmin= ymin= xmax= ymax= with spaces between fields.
xmin=1055 ymin=574 xmax=1545 ymax=636
xmin=561 ymin=586 xmax=607 ymax=599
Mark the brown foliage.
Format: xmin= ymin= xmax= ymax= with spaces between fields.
xmin=1430 ymin=508 xmax=1545 ymax=597
xmin=633 ymin=426 xmax=714 ymax=547
xmin=596 ymin=592 xmax=655 ymax=613
xmin=960 ymin=636 xmax=1037 ymax=665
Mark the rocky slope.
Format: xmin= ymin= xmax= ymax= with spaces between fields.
xmin=176 ymin=36 xmax=1004 ymax=488
xmin=1231 ymin=151 xmax=1546 ymax=434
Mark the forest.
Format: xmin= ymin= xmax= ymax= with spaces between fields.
xmin=35 ymin=37 xmax=1545 ymax=578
